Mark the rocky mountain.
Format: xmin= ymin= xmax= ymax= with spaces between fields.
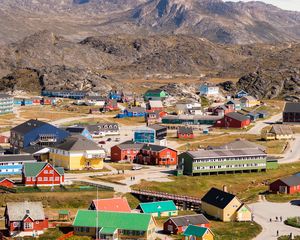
xmin=0 ymin=31 xmax=299 ymax=100
xmin=0 ymin=0 xmax=300 ymax=44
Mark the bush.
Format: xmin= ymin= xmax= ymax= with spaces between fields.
xmin=284 ymin=217 xmax=300 ymax=228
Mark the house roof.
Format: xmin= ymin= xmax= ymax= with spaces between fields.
xmin=6 ymin=201 xmax=45 ymax=221
xmin=114 ymin=141 xmax=144 ymax=150
xmin=168 ymin=214 xmax=209 ymax=227
xmin=22 ymin=146 xmax=50 ymax=155
xmin=280 ymin=175 xmax=300 ymax=187
xmin=210 ymin=139 xmax=266 ymax=152
xmin=55 ymin=135 xmax=103 ymax=151
xmin=86 ymin=123 xmax=119 ymax=132
xmin=284 ymin=102 xmax=300 ymax=113
xmin=149 ymin=100 xmax=163 ymax=108
xmin=226 ymin=112 xmax=249 ymax=122
xmin=0 ymin=178 xmax=14 ymax=184
xmin=183 ymin=225 xmax=210 ymax=237
xmin=65 ymin=126 xmax=86 ymax=134
xmin=270 ymin=124 xmax=293 ymax=135
xmin=185 ymin=147 xmax=266 ymax=159
xmin=141 ymin=144 xmax=173 ymax=152
xmin=241 ymin=96 xmax=257 ymax=101
xmin=91 ymin=198 xmax=131 ymax=212
xmin=0 ymin=154 xmax=36 ymax=163
xmin=139 ymin=200 xmax=177 ymax=213
xmin=11 ymin=119 xmax=48 ymax=134
xmin=201 ymin=187 xmax=237 ymax=209
xmin=73 ymin=210 xmax=152 ymax=231
xmin=128 ymin=107 xmax=146 ymax=113
xmin=23 ymin=162 xmax=64 ymax=177
xmin=148 ymin=124 xmax=166 ymax=131
xmin=145 ymin=89 xmax=164 ymax=95
xmin=178 ymin=127 xmax=193 ymax=134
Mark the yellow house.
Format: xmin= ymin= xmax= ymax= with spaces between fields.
xmin=201 ymin=187 xmax=252 ymax=222
xmin=49 ymin=136 xmax=106 ymax=170
xmin=182 ymin=225 xmax=214 ymax=240
xmin=240 ymin=96 xmax=260 ymax=108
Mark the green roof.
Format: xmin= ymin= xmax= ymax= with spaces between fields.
xmin=100 ymin=227 xmax=117 ymax=234
xmin=23 ymin=162 xmax=64 ymax=177
xmin=183 ymin=225 xmax=208 ymax=237
xmin=73 ymin=210 xmax=152 ymax=231
xmin=139 ymin=200 xmax=177 ymax=213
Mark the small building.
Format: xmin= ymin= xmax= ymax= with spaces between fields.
xmin=5 ymin=201 xmax=49 ymax=237
xmin=257 ymin=111 xmax=268 ymax=119
xmin=109 ymin=90 xmax=123 ymax=101
xmin=22 ymin=146 xmax=50 ymax=161
xmin=0 ymin=154 xmax=36 ymax=175
xmin=148 ymin=124 xmax=168 ymax=143
xmin=134 ymin=126 xmax=156 ymax=143
xmin=111 ymin=141 xmax=144 ymax=162
xmin=199 ymin=83 xmax=219 ymax=96
xmin=10 ymin=119 xmax=70 ymax=150
xmin=0 ymin=93 xmax=13 ymax=115
xmin=201 ymin=187 xmax=252 ymax=222
xmin=65 ymin=126 xmax=93 ymax=140
xmin=117 ymin=107 xmax=146 ymax=118
xmin=49 ymin=136 xmax=106 ymax=170
xmin=175 ymin=101 xmax=202 ymax=115
xmin=163 ymin=214 xmax=210 ymax=235
xmin=14 ymin=98 xmax=33 ymax=106
xmin=283 ymin=102 xmax=300 ymax=124
xmin=215 ymin=112 xmax=251 ymax=128
xmin=73 ymin=210 xmax=156 ymax=240
xmin=182 ymin=225 xmax=214 ymax=240
xmin=89 ymin=198 xmax=131 ymax=212
xmin=138 ymin=200 xmax=178 ymax=217
xmin=144 ymin=89 xmax=168 ymax=101
xmin=263 ymin=124 xmax=293 ymax=140
xmin=269 ymin=175 xmax=300 ymax=194
xmin=42 ymin=89 xmax=86 ymax=99
xmin=104 ymin=99 xmax=119 ymax=112
xmin=226 ymin=100 xmax=241 ymax=111
xmin=146 ymin=111 xmax=163 ymax=125
xmin=84 ymin=96 xmax=106 ymax=107
xmin=22 ymin=162 xmax=64 ymax=186
xmin=212 ymin=105 xmax=234 ymax=117
xmin=0 ymin=178 xmax=14 ymax=188
xmin=87 ymin=123 xmax=119 ymax=138
xmin=235 ymin=90 xmax=248 ymax=99
xmin=137 ymin=144 xmax=178 ymax=166
xmin=240 ymin=96 xmax=260 ymax=108
xmin=147 ymin=100 xmax=164 ymax=111
xmin=0 ymin=135 xmax=9 ymax=143
xmin=177 ymin=127 xmax=194 ymax=139
xmin=58 ymin=210 xmax=70 ymax=221
xmin=246 ymin=112 xmax=260 ymax=121
xmin=162 ymin=115 xmax=222 ymax=126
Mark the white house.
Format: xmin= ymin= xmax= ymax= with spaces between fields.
xmin=199 ymin=83 xmax=219 ymax=96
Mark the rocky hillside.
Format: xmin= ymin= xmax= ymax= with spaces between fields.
xmin=0 ymin=0 xmax=300 ymax=44
xmin=0 ymin=31 xmax=299 ymax=99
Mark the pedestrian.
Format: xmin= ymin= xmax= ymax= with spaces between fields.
xmin=277 ymin=230 xmax=279 ymax=236
xmin=276 ymin=216 xmax=278 ymax=222
xmin=270 ymin=218 xmax=272 ymax=222
xmin=122 ymin=169 xmax=124 ymax=174
xmin=280 ymin=216 xmax=282 ymax=222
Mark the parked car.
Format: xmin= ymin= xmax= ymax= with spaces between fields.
xmin=107 ymin=138 xmax=112 ymax=141
xmin=98 ymin=141 xmax=106 ymax=144
xmin=132 ymin=165 xmax=142 ymax=170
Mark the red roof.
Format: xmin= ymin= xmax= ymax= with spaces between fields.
xmin=92 ymin=198 xmax=131 ymax=212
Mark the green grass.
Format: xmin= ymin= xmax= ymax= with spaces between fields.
xmin=278 ymin=236 xmax=300 ymax=240
xmin=23 ymin=228 xmax=92 ymax=240
xmin=211 ymin=221 xmax=262 ymax=240
xmin=133 ymin=161 xmax=300 ymax=203
xmin=284 ymin=217 xmax=300 ymax=228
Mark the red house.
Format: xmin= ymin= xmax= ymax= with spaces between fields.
xmin=42 ymin=98 xmax=52 ymax=105
xmin=111 ymin=141 xmax=144 ymax=162
xmin=104 ymin=99 xmax=119 ymax=112
xmin=163 ymin=214 xmax=210 ymax=235
xmin=269 ymin=175 xmax=300 ymax=194
xmin=215 ymin=112 xmax=250 ymax=128
xmin=213 ymin=105 xmax=234 ymax=116
xmin=5 ymin=201 xmax=48 ymax=237
xmin=22 ymin=162 xmax=65 ymax=186
xmin=0 ymin=178 xmax=14 ymax=188
xmin=137 ymin=144 xmax=177 ymax=166
xmin=32 ymin=98 xmax=41 ymax=105
xmin=89 ymin=198 xmax=131 ymax=212
xmin=177 ymin=127 xmax=194 ymax=139
xmin=0 ymin=135 xmax=9 ymax=143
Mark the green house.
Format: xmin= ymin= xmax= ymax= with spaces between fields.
xmin=138 ymin=200 xmax=178 ymax=217
xmin=144 ymin=89 xmax=168 ymax=101
xmin=183 ymin=225 xmax=214 ymax=240
xmin=73 ymin=210 xmax=156 ymax=240
xmin=178 ymin=148 xmax=267 ymax=176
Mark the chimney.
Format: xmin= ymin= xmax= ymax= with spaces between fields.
xmin=223 ymin=185 xmax=228 ymax=193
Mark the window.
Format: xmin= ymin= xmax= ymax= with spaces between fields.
xmin=13 ymin=222 xmax=20 ymax=227
xmin=36 ymin=221 xmax=39 ymax=224
xmin=24 ymin=222 xmax=33 ymax=229
xmin=27 ymin=177 xmax=31 ymax=181
xmin=44 ymin=170 xmax=48 ymax=174
xmin=49 ymin=170 xmax=53 ymax=174
xmin=44 ymin=177 xmax=48 ymax=181
xmin=55 ymin=177 xmax=59 ymax=181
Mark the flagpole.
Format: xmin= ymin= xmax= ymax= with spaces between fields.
xmin=96 ymin=186 xmax=98 ymax=240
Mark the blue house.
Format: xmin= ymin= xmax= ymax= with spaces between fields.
xmin=14 ymin=98 xmax=33 ymax=106
xmin=116 ymin=107 xmax=146 ymax=118
xmin=134 ymin=126 xmax=156 ymax=143
xmin=199 ymin=83 xmax=219 ymax=96
xmin=108 ymin=90 xmax=123 ymax=101
xmin=236 ymin=90 xmax=248 ymax=98
xmin=65 ymin=126 xmax=93 ymax=140
xmin=10 ymin=119 xmax=70 ymax=150
xmin=42 ymin=90 xmax=87 ymax=99
xmin=246 ymin=112 xmax=260 ymax=121
xmin=0 ymin=154 xmax=36 ymax=175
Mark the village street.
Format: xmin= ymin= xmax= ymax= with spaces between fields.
xmin=250 ymin=197 xmax=300 ymax=240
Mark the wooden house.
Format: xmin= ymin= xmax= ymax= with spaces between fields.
xmin=163 ymin=214 xmax=210 ymax=235
xmin=177 ymin=126 xmax=194 ymax=139
xmin=89 ymin=198 xmax=131 ymax=212
xmin=263 ymin=124 xmax=293 ymax=140
xmin=138 ymin=200 xmax=178 ymax=217
xmin=5 ymin=201 xmax=48 ymax=237
xmin=240 ymin=96 xmax=260 ymax=108
xmin=0 ymin=178 xmax=14 ymax=188
xmin=215 ymin=112 xmax=250 ymax=128
xmin=182 ymin=225 xmax=214 ymax=240
xmin=269 ymin=175 xmax=300 ymax=194
xmin=283 ymin=102 xmax=300 ymax=124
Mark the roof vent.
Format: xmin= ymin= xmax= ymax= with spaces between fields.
xmin=26 ymin=209 xmax=30 ymax=214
